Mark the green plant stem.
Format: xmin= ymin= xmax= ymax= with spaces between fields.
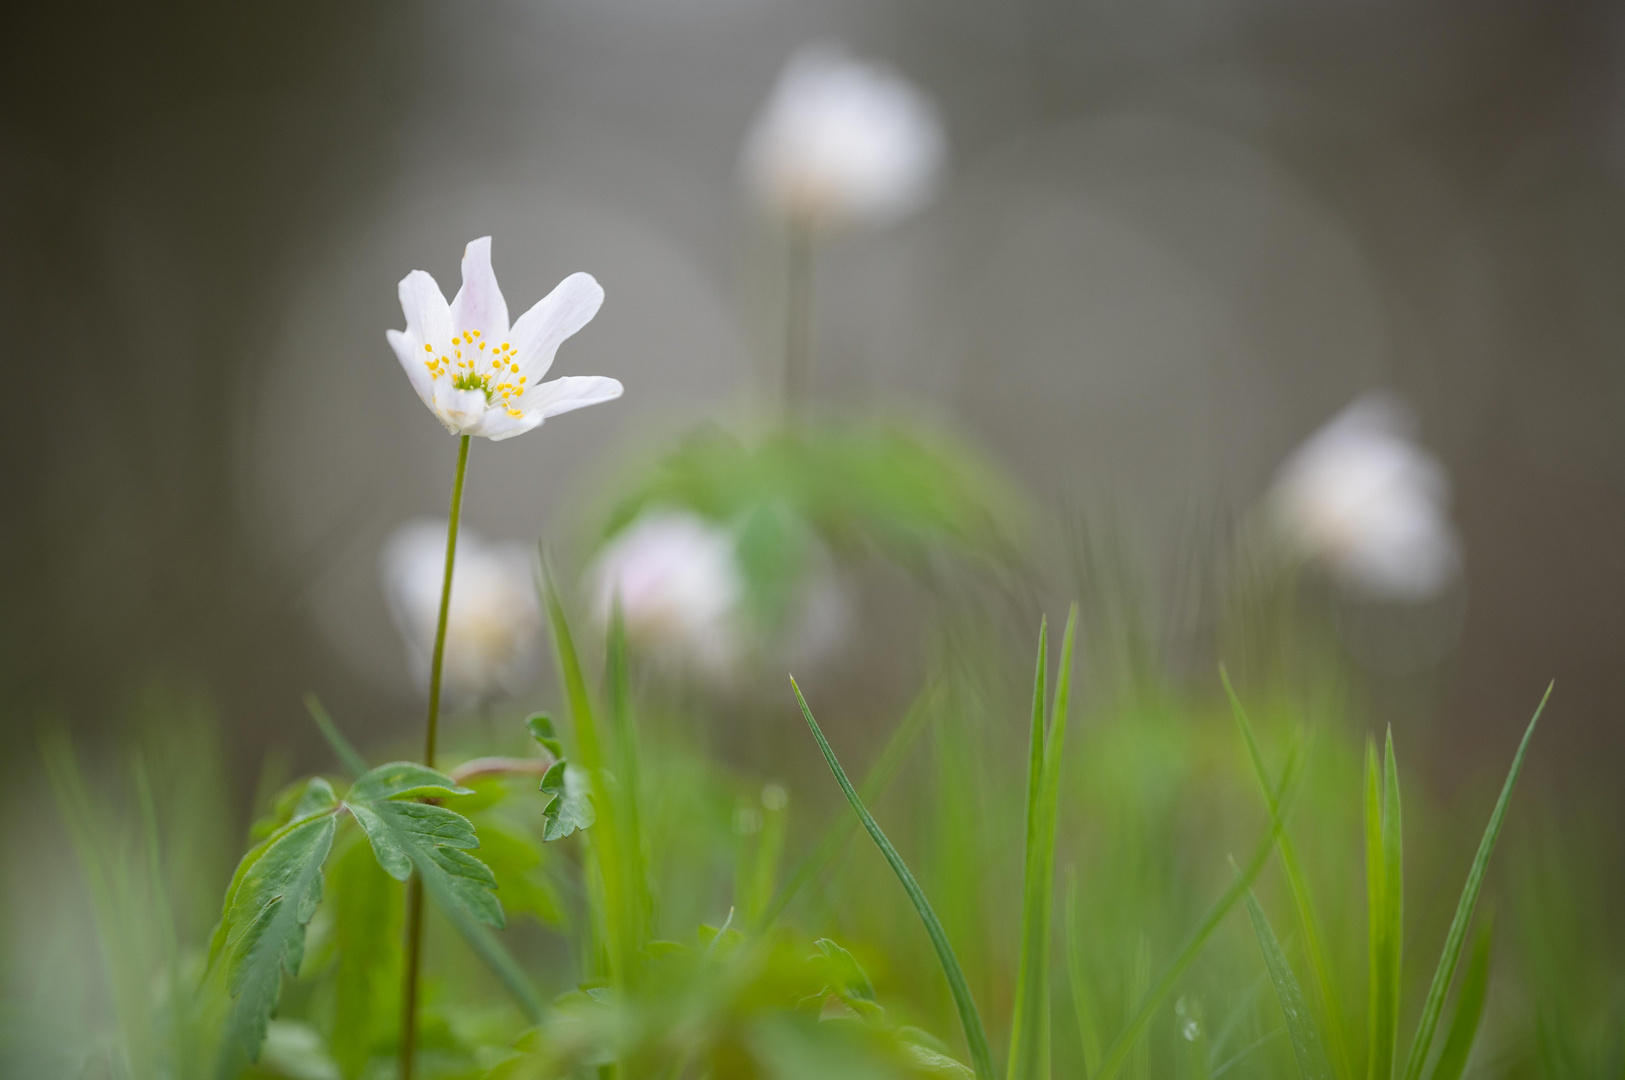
xmin=399 ymin=432 xmax=471 ymax=1080
xmin=784 ymin=214 xmax=813 ymax=416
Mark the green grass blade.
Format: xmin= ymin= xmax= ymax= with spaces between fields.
xmin=1067 ymin=871 xmax=1101 ymax=1078
xmin=762 ymin=683 xmax=939 ymax=928
xmin=791 ymin=677 xmax=996 ymax=1080
xmin=1094 ymin=747 xmax=1299 ymax=1080
xmin=540 ymin=557 xmax=636 ymax=989
xmin=1222 ymin=668 xmax=1354 ymax=1080
xmin=1010 ymin=608 xmax=1077 ymax=1080
xmin=1009 ymin=616 xmax=1050 ymax=1080
xmin=1244 ymin=887 xmax=1335 ymax=1080
xmin=304 ymin=694 xmax=369 ymax=778
xmin=1401 ymin=686 xmax=1549 ymax=1080
xmin=606 ymin=600 xmax=652 ymax=951
xmin=1425 ymin=918 xmax=1493 ymax=1080
xmin=1367 ymin=731 xmax=1404 ymax=1080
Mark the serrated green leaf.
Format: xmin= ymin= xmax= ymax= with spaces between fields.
xmin=1428 ymin=919 xmax=1493 ymax=1080
xmin=348 ymin=798 xmax=504 ymax=929
xmin=540 ymin=760 xmax=597 ymax=841
xmin=816 ymin=938 xmax=877 ymax=1003
xmin=526 ymin=713 xmax=564 ymax=759
xmin=349 ymin=761 xmax=473 ymax=802
xmin=1402 ymin=687 xmax=1547 ymax=1080
xmin=1244 ymin=888 xmax=1335 ymax=1080
xmin=217 ymin=812 xmax=338 ymax=1059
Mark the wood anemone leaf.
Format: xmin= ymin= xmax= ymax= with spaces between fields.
xmin=348 ymin=796 xmax=504 ymax=930
xmin=816 ymin=937 xmax=878 ymax=1004
xmin=1244 ymin=888 xmax=1335 ymax=1080
xmin=214 ymin=803 xmax=339 ymax=1060
xmin=540 ymin=760 xmax=597 ymax=841
xmin=526 ymin=713 xmax=565 ymax=760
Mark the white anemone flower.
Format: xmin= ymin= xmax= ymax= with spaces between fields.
xmin=741 ymin=43 xmax=946 ymax=229
xmin=386 ymin=236 xmax=622 ymax=440
xmin=383 ymin=519 xmax=541 ymax=703
xmin=588 ymin=511 xmax=745 ymax=679
xmin=1268 ymin=394 xmax=1461 ymax=601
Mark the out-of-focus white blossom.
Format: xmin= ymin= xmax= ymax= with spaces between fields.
xmin=588 ymin=511 xmax=746 ymax=679
xmin=386 ymin=236 xmax=621 ymax=440
xmin=740 ymin=43 xmax=946 ymax=229
xmin=382 ymin=519 xmax=540 ymax=702
xmin=1268 ymin=393 xmax=1461 ymax=601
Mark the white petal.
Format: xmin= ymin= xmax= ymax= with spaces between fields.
xmin=508 ymin=272 xmax=604 ymax=381
xmin=450 ymin=236 xmax=510 ymax=340
xmin=526 ymin=375 xmax=624 ymax=419
xmin=467 ymin=407 xmax=544 ymax=442
xmin=432 ymin=385 xmax=488 ymax=433
xmin=398 ymin=270 xmax=454 ymax=348
xmin=386 ymin=329 xmax=436 ymax=408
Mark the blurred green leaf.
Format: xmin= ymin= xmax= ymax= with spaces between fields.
xmin=1401 ymin=687 xmax=1548 ymax=1080
xmin=1244 ymin=888 xmax=1334 ymax=1080
xmin=540 ymin=761 xmax=597 ymax=842
xmin=816 ymin=938 xmax=877 ymax=1004
xmin=326 ymin=833 xmax=401 ymax=1080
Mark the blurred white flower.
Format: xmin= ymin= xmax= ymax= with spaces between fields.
xmin=386 ymin=236 xmax=622 ymax=440
xmin=1268 ymin=393 xmax=1461 ymax=601
xmin=382 ymin=519 xmax=540 ymax=702
xmin=741 ymin=43 xmax=946 ymax=228
xmin=588 ymin=511 xmax=745 ymax=678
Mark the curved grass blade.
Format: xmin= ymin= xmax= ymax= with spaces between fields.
xmin=1366 ymin=731 xmax=1404 ymax=1080
xmin=1010 ymin=608 xmax=1078 ymax=1080
xmin=1243 ymin=887 xmax=1334 ymax=1080
xmin=762 ymin=682 xmax=940 ymax=929
xmin=1222 ymin=668 xmax=1354 ymax=1080
xmin=1401 ymin=686 xmax=1549 ymax=1080
xmin=791 ymin=677 xmax=996 ymax=1080
xmin=1093 ymin=746 xmax=1300 ymax=1080
xmin=304 ymin=694 xmax=369 ymax=779
xmin=1427 ymin=917 xmax=1493 ymax=1080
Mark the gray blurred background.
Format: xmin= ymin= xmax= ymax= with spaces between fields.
xmin=3 ymin=0 xmax=1623 ymax=791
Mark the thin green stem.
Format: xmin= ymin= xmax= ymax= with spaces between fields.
xmin=399 ymin=432 xmax=472 ymax=1080
xmin=423 ymin=433 xmax=471 ymax=771
xmin=783 ymin=215 xmax=813 ymax=416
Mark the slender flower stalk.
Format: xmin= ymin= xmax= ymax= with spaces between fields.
xmin=398 ymin=432 xmax=470 ymax=1080
xmin=783 ymin=214 xmax=814 ymax=415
